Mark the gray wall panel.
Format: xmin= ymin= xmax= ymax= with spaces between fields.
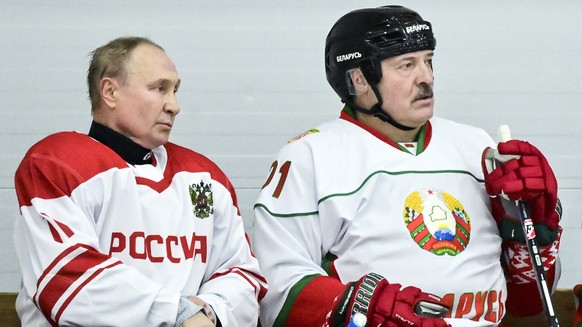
xmin=1 ymin=0 xmax=580 ymax=294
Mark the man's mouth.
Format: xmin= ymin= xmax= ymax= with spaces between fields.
xmin=413 ymin=84 xmax=434 ymax=102
xmin=414 ymin=93 xmax=433 ymax=102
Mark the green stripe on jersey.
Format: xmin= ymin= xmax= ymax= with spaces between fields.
xmin=254 ymin=203 xmax=318 ymax=218
xmin=318 ymin=169 xmax=484 ymax=204
xmin=255 ymin=170 xmax=482 ymax=218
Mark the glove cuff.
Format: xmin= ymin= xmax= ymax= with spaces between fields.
xmin=502 ymin=227 xmax=561 ymax=285
xmin=327 ymin=284 xmax=356 ymax=327
xmin=327 ymin=273 xmax=392 ymax=327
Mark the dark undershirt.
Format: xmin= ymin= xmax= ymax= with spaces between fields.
xmin=88 ymin=121 xmax=153 ymax=165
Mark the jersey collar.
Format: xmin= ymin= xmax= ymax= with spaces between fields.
xmin=339 ymin=105 xmax=432 ymax=155
xmin=88 ymin=121 xmax=154 ymax=165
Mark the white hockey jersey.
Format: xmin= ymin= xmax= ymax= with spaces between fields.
xmin=253 ymin=112 xmax=506 ymax=327
xmin=14 ymin=128 xmax=267 ymax=326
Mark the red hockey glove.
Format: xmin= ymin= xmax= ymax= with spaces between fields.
xmin=482 ymin=140 xmax=561 ymax=244
xmin=325 ymin=273 xmax=450 ymax=327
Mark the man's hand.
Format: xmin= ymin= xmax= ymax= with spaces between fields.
xmin=180 ymin=312 xmax=214 ymax=327
xmin=482 ymin=140 xmax=560 ymax=228
xmin=185 ymin=296 xmax=217 ymax=326
xmin=482 ymin=140 xmax=561 ymax=244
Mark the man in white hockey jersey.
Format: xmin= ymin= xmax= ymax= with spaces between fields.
xmin=14 ymin=36 xmax=267 ymax=326
xmin=252 ymin=5 xmax=562 ymax=327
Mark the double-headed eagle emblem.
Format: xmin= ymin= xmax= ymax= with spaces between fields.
xmin=189 ymin=180 xmax=214 ymax=219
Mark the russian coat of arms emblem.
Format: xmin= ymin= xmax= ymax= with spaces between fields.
xmin=189 ymin=180 xmax=214 ymax=219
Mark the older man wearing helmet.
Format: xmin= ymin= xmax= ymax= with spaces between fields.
xmin=252 ymin=5 xmax=562 ymax=327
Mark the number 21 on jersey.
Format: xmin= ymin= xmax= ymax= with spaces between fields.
xmin=261 ymin=161 xmax=291 ymax=198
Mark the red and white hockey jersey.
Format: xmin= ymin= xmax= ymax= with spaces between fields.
xmin=14 ymin=126 xmax=267 ymax=326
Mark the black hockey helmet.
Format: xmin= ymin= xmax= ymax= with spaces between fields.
xmin=325 ymin=5 xmax=436 ymax=102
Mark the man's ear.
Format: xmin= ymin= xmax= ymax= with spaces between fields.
xmin=347 ymin=68 xmax=369 ymax=96
xmin=100 ymin=77 xmax=118 ymax=108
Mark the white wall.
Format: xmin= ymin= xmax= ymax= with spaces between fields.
xmin=1 ymin=0 xmax=580 ymax=292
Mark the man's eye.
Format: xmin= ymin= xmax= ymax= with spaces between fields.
xmin=400 ymin=62 xmax=413 ymax=69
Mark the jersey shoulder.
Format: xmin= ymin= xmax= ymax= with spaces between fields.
xmin=283 ymin=118 xmax=348 ymax=148
xmin=20 ymin=131 xmax=127 ymax=171
xmin=430 ymin=116 xmax=494 ymax=145
xmin=164 ymin=142 xmax=222 ymax=173
xmin=164 ymin=142 xmax=232 ymax=189
xmin=273 ymin=118 xmax=358 ymax=165
xmin=286 ymin=128 xmax=322 ymax=144
xmin=15 ymin=132 xmax=127 ymax=206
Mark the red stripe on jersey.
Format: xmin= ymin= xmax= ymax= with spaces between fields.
xmin=54 ymin=220 xmax=75 ymax=238
xmin=35 ymin=244 xmax=115 ymax=323
xmin=241 ymin=268 xmax=268 ymax=301
xmin=209 ymin=267 xmax=268 ymax=301
xmin=48 ymin=223 xmax=63 ymax=243
xmin=209 ymin=266 xmax=266 ymax=284
xmin=54 ymin=260 xmax=122 ymax=325
xmin=40 ymin=213 xmax=74 ymax=242
xmin=245 ymin=234 xmax=255 ymax=254
xmin=233 ymin=269 xmax=268 ymax=301
xmin=36 ymin=244 xmax=86 ymax=290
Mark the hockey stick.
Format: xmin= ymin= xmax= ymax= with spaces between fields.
xmin=496 ymin=124 xmax=560 ymax=327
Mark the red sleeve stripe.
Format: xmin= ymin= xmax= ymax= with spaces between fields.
xmin=33 ymin=244 xmax=120 ymax=324
xmin=54 ymin=220 xmax=75 ymax=238
xmin=209 ymin=267 xmax=268 ymax=301
xmin=40 ymin=213 xmax=75 ymax=243
xmin=35 ymin=244 xmax=89 ymax=289
xmin=234 ymin=269 xmax=268 ymax=301
xmin=209 ymin=266 xmax=268 ymax=285
xmin=54 ymin=260 xmax=122 ymax=325
xmin=244 ymin=234 xmax=259 ymax=258
xmin=233 ymin=270 xmax=264 ymax=300
xmin=47 ymin=223 xmax=63 ymax=243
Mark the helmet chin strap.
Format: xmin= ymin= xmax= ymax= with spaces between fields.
xmin=347 ymin=84 xmax=416 ymax=131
